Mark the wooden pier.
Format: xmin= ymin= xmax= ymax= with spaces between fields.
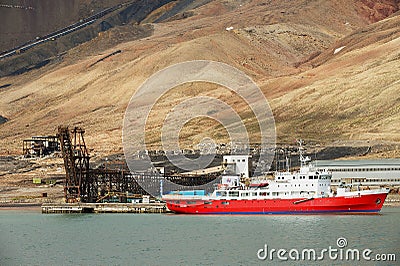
xmin=42 ymin=203 xmax=168 ymax=214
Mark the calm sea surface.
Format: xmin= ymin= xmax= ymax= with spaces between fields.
xmin=1 ymin=207 xmax=399 ymax=265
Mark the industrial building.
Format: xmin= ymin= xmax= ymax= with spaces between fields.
xmin=223 ymin=155 xmax=250 ymax=178
xmin=22 ymin=135 xmax=60 ymax=158
xmin=311 ymin=159 xmax=400 ymax=188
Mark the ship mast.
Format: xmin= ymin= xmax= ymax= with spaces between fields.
xmin=297 ymin=139 xmax=310 ymax=168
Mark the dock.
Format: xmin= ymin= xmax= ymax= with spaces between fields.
xmin=42 ymin=203 xmax=168 ymax=214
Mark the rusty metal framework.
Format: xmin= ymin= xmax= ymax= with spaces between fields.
xmin=58 ymin=126 xmax=92 ymax=202
xmin=23 ymin=135 xmax=60 ymax=158
xmin=57 ymin=126 xmax=154 ymax=202
xmin=57 ymin=126 xmax=218 ymax=203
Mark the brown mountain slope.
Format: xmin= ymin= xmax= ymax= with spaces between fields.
xmin=0 ymin=0 xmax=129 ymax=51
xmin=270 ymin=13 xmax=400 ymax=143
xmin=0 ymin=0 xmax=399 ymax=155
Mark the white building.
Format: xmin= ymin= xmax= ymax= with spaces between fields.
xmin=223 ymin=155 xmax=250 ymax=178
xmin=311 ymin=159 xmax=400 ymax=187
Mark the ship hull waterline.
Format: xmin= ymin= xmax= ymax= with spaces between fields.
xmin=165 ymin=192 xmax=388 ymax=215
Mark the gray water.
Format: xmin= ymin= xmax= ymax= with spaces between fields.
xmin=1 ymin=207 xmax=399 ymax=265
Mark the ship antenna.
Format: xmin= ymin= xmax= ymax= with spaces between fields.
xmin=297 ymin=139 xmax=310 ymax=168
xmin=286 ymin=153 xmax=289 ymax=172
xmin=285 ymin=148 xmax=290 ymax=172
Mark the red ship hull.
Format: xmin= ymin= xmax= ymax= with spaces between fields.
xmin=165 ymin=192 xmax=388 ymax=214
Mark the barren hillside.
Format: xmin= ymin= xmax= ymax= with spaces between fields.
xmin=0 ymin=0 xmax=130 ymax=51
xmin=0 ymin=0 xmax=399 ymax=156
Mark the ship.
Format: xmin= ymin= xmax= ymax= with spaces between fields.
xmin=162 ymin=143 xmax=390 ymax=214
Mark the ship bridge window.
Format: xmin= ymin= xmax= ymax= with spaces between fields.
xmin=216 ymin=191 xmax=227 ymax=197
xmin=228 ymin=191 xmax=239 ymax=197
xmin=241 ymin=192 xmax=250 ymax=197
xmin=252 ymin=192 xmax=258 ymax=197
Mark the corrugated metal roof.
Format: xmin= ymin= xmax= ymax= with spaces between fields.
xmin=312 ymin=159 xmax=400 ymax=168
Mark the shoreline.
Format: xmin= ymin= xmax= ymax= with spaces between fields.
xmin=0 ymin=203 xmax=42 ymax=211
